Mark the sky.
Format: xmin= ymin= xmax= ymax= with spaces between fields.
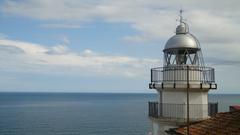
xmin=0 ymin=0 xmax=239 ymax=93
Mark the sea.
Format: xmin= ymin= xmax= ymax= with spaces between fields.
xmin=0 ymin=92 xmax=239 ymax=135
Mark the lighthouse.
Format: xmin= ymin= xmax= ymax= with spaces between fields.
xmin=148 ymin=11 xmax=217 ymax=135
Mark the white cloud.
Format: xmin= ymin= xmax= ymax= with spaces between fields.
xmin=188 ymin=10 xmax=240 ymax=44
xmin=0 ymin=38 xmax=160 ymax=78
xmin=49 ymin=45 xmax=69 ymax=55
xmin=1 ymin=0 xmax=98 ymax=21
xmin=0 ymin=39 xmax=48 ymax=54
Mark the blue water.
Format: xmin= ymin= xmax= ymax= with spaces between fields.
xmin=0 ymin=93 xmax=239 ymax=135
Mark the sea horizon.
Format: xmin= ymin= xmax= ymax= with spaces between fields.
xmin=0 ymin=91 xmax=240 ymax=94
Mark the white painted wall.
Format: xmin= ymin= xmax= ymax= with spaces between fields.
xmin=162 ymin=91 xmax=208 ymax=104
xmin=158 ymin=90 xmax=209 ymax=119
xmin=163 ymin=69 xmax=203 ymax=83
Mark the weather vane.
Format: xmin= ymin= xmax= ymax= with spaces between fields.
xmin=179 ymin=9 xmax=184 ymax=23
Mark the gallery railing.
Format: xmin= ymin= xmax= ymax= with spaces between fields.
xmin=148 ymin=102 xmax=218 ymax=119
xmin=151 ymin=65 xmax=215 ymax=83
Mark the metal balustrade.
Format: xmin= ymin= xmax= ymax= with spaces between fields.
xmin=148 ymin=102 xmax=218 ymax=119
xmin=151 ymin=65 xmax=215 ymax=83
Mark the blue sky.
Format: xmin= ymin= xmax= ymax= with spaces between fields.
xmin=0 ymin=0 xmax=239 ymax=93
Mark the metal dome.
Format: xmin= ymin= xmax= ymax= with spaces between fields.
xmin=163 ymin=33 xmax=200 ymax=52
xmin=163 ymin=12 xmax=200 ymax=52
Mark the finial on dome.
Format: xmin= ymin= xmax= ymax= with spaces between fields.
xmin=176 ymin=9 xmax=189 ymax=34
xmin=179 ymin=9 xmax=183 ymax=23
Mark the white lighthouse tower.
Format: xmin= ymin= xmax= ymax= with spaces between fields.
xmin=148 ymin=11 xmax=217 ymax=135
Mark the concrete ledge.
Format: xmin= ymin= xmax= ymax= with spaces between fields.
xmin=149 ymin=82 xmax=217 ymax=90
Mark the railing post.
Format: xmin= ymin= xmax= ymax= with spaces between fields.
xmin=148 ymin=102 xmax=150 ymax=117
xmin=213 ymin=68 xmax=215 ymax=83
xmin=151 ymin=69 xmax=153 ymax=83
xmin=174 ymin=67 xmax=176 ymax=88
xmin=159 ymin=91 xmax=162 ymax=117
xmin=187 ymin=65 xmax=190 ymax=135
xmin=156 ymin=102 xmax=158 ymax=118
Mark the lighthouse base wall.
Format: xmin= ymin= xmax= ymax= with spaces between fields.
xmin=159 ymin=90 xmax=209 ymax=120
xmin=150 ymin=119 xmax=181 ymax=135
xmin=161 ymin=90 xmax=208 ymax=104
